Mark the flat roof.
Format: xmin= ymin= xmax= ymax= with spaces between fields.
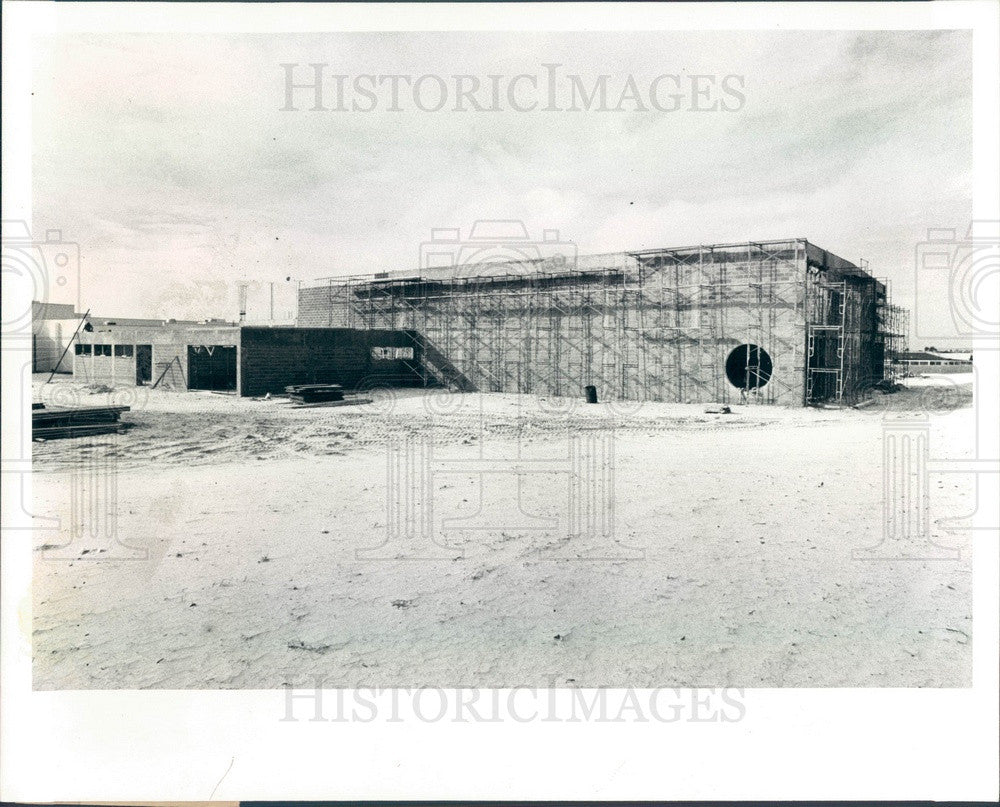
xmin=895 ymin=351 xmax=972 ymax=362
xmin=305 ymin=238 xmax=874 ymax=288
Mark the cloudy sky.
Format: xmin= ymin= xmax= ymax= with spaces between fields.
xmin=33 ymin=30 xmax=972 ymax=334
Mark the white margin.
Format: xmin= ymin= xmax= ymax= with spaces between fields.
xmin=2 ymin=1 xmax=998 ymax=801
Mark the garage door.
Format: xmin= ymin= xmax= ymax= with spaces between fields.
xmin=187 ymin=345 xmax=237 ymax=391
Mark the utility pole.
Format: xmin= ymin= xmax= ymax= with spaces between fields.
xmin=238 ymin=283 xmax=248 ymax=324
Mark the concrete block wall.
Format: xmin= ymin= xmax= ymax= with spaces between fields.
xmin=33 ymin=319 xmax=79 ymax=373
xmin=239 ymin=327 xmax=422 ymax=396
xmin=298 ymin=286 xmax=353 ymax=327
xmin=72 ymin=350 xmax=136 ymax=386
xmin=75 ymin=325 xmax=240 ymax=390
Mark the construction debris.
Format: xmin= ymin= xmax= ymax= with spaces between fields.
xmin=32 ymin=405 xmax=132 ymax=441
xmin=284 ymin=384 xmax=344 ymax=404
xmin=288 ymin=397 xmax=373 ymax=409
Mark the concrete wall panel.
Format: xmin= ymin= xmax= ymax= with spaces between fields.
xmin=239 ymin=327 xmax=422 ymax=397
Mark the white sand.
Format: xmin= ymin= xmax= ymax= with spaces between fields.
xmin=31 ymin=375 xmax=974 ymax=688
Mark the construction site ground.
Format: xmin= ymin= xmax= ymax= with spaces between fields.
xmin=30 ymin=373 xmax=974 ymax=688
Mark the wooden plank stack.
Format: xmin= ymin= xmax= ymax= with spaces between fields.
xmin=284 ymin=384 xmax=344 ymax=404
xmin=32 ymin=405 xmax=133 ymax=441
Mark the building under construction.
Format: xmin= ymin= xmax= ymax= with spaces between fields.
xmin=300 ymin=238 xmax=908 ymax=406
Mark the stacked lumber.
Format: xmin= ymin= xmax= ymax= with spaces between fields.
xmin=284 ymin=384 xmax=344 ymax=404
xmin=287 ymin=396 xmax=373 ymax=409
xmin=32 ymin=405 xmax=132 ymax=441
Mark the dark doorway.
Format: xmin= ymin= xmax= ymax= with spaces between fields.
xmin=187 ymin=345 xmax=237 ymax=391
xmin=807 ymin=327 xmax=843 ymax=402
xmin=725 ymin=343 xmax=773 ymax=390
xmin=135 ymin=345 xmax=152 ymax=385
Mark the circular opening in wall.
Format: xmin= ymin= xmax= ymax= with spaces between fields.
xmin=725 ymin=344 xmax=773 ymax=390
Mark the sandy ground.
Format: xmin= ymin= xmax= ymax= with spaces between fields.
xmin=30 ymin=374 xmax=974 ymax=688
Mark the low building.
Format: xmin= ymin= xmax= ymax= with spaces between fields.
xmin=32 ymin=301 xmax=206 ymax=374
xmin=73 ymin=324 xmax=422 ymax=396
xmin=892 ymin=351 xmax=973 ymax=372
xmin=32 ymin=301 xmax=80 ymax=373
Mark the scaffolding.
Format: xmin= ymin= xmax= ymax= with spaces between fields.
xmin=301 ymin=239 xmax=905 ymax=406
xmin=877 ymin=278 xmax=910 ymax=383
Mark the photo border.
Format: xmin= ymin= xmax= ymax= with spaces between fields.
xmin=2 ymin=1 xmax=997 ymax=802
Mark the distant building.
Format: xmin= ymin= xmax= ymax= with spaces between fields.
xmin=892 ymin=351 xmax=973 ymax=371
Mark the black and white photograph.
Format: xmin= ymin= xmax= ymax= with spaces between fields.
xmin=2 ymin=0 xmax=998 ymax=803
